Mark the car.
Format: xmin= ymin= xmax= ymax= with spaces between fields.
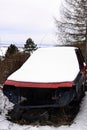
xmin=3 ymin=46 xmax=87 ymax=109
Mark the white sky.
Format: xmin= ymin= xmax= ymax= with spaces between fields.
xmin=0 ymin=0 xmax=61 ymax=47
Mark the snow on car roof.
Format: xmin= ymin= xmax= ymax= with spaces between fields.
xmin=8 ymin=46 xmax=80 ymax=83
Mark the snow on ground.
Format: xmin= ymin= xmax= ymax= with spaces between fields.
xmin=0 ymin=47 xmax=7 ymax=56
xmin=0 ymin=85 xmax=87 ymax=130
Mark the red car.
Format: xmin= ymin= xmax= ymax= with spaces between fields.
xmin=3 ymin=46 xmax=87 ymax=108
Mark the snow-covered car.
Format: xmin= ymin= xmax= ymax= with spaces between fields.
xmin=3 ymin=46 xmax=87 ymax=108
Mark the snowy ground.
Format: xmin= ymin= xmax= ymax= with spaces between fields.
xmin=0 ymin=86 xmax=87 ymax=130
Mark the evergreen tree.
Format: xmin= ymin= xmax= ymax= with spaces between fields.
xmin=24 ymin=38 xmax=37 ymax=55
xmin=5 ymin=44 xmax=19 ymax=58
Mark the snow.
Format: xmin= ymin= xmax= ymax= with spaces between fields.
xmin=0 ymin=85 xmax=87 ymax=130
xmin=0 ymin=47 xmax=7 ymax=56
xmin=7 ymin=47 xmax=80 ymax=83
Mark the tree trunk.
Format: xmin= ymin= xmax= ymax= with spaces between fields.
xmin=86 ymin=23 xmax=87 ymax=64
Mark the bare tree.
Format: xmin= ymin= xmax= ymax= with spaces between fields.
xmin=56 ymin=0 xmax=87 ymax=60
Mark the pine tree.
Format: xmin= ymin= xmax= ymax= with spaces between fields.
xmin=24 ymin=38 xmax=37 ymax=55
xmin=5 ymin=44 xmax=19 ymax=58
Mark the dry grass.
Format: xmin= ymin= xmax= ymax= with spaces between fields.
xmin=7 ymin=101 xmax=80 ymax=127
xmin=0 ymin=52 xmax=29 ymax=84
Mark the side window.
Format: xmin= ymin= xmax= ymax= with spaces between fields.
xmin=75 ymin=49 xmax=85 ymax=69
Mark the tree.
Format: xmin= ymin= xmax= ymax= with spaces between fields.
xmin=5 ymin=44 xmax=19 ymax=58
xmin=24 ymin=38 xmax=37 ymax=55
xmin=56 ymin=0 xmax=87 ymax=46
xmin=56 ymin=0 xmax=87 ymax=62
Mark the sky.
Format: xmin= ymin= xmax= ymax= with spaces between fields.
xmin=0 ymin=0 xmax=62 ymax=47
